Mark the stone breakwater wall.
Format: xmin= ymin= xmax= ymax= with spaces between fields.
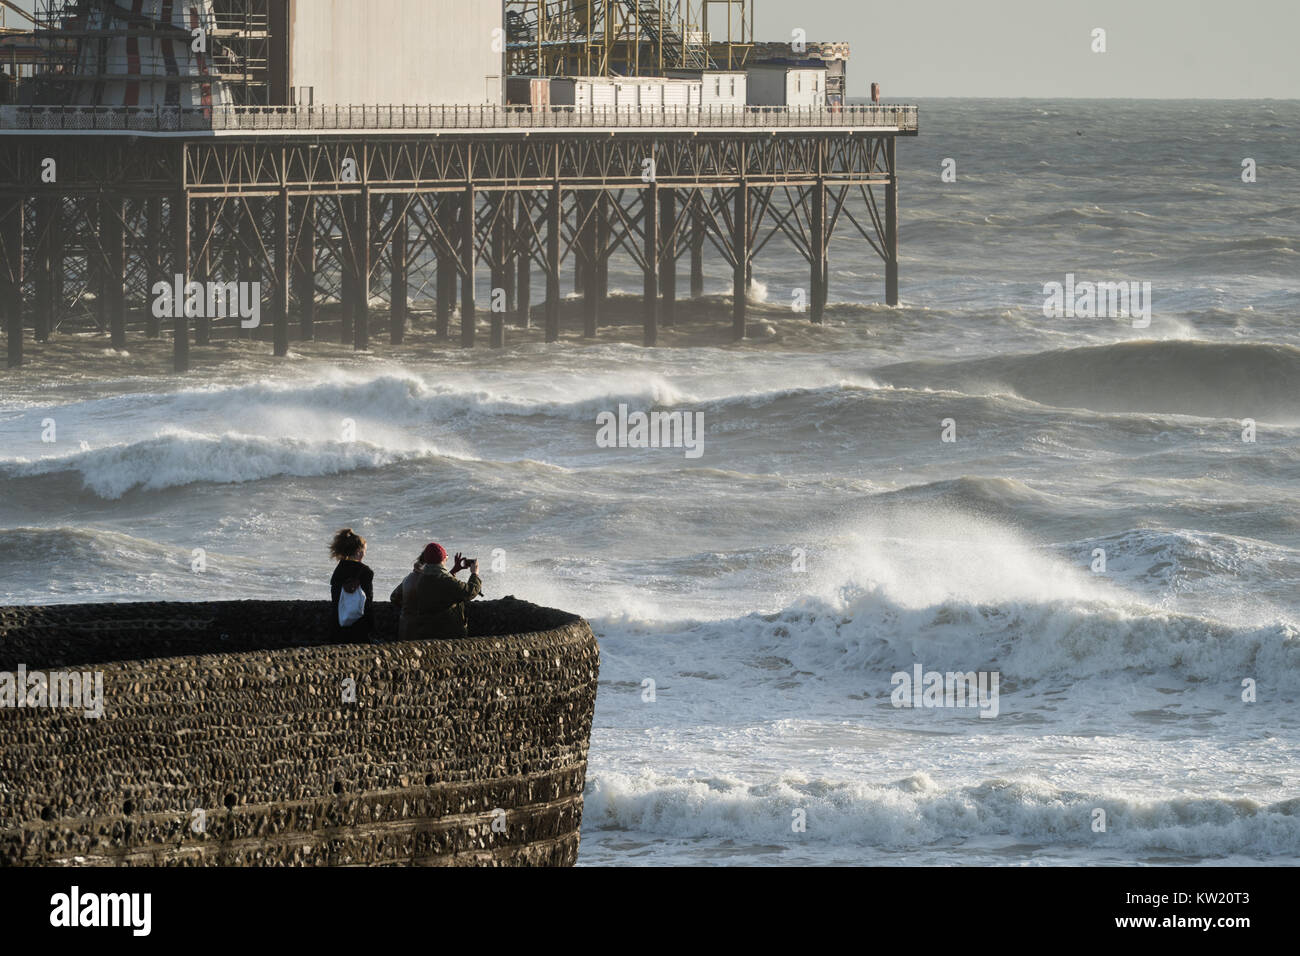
xmin=0 ymin=598 xmax=599 ymax=866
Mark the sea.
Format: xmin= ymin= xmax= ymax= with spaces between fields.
xmin=1 ymin=99 xmax=1297 ymax=866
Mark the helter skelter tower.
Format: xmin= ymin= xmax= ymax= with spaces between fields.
xmin=32 ymin=0 xmax=274 ymax=107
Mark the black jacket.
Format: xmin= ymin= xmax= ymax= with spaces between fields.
xmin=330 ymin=559 xmax=375 ymax=635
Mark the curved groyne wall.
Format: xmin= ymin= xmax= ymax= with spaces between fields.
xmin=0 ymin=599 xmax=599 ymax=866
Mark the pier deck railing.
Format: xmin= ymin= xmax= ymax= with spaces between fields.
xmin=0 ymin=103 xmax=918 ymax=134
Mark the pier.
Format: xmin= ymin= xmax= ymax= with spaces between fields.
xmin=0 ymin=1 xmax=918 ymax=372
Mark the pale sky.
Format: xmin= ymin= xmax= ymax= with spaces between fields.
xmin=760 ymin=0 xmax=1300 ymax=98
xmin=7 ymin=0 xmax=1297 ymax=99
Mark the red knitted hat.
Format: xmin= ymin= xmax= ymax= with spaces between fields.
xmin=420 ymin=543 xmax=447 ymax=565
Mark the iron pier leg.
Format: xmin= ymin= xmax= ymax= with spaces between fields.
xmin=502 ymin=193 xmax=516 ymax=316
xmin=811 ymin=179 xmax=826 ymax=324
xmin=353 ymin=193 xmax=371 ymax=351
xmin=237 ymin=224 xmax=255 ymax=343
xmin=435 ymin=197 xmax=453 ymax=341
xmin=146 ymin=196 xmax=162 ymax=338
xmin=34 ymin=196 xmax=53 ymax=344
xmin=390 ymin=199 xmax=408 ymax=346
xmin=689 ymin=191 xmax=704 ymax=299
xmin=546 ymin=184 xmax=562 ymax=343
xmin=461 ymin=185 xmax=476 ymax=348
xmin=516 ymin=194 xmax=531 ymax=329
xmin=595 ymin=191 xmax=609 ymax=326
xmin=295 ymin=197 xmax=316 ymax=341
xmin=660 ymin=188 xmax=676 ymax=328
xmin=490 ymin=193 xmax=506 ymax=349
xmin=173 ymin=191 xmax=190 ymax=373
xmin=104 ymin=195 xmax=125 ymax=350
xmin=193 ymin=202 xmax=211 ymax=346
xmin=2 ymin=196 xmax=22 ymax=368
xmin=340 ymin=200 xmax=355 ymax=345
xmin=643 ymin=180 xmax=659 ymax=347
xmin=885 ymin=138 xmax=899 ymax=307
xmin=732 ymin=182 xmax=748 ymax=340
xmin=574 ymin=191 xmax=586 ymax=297
xmin=581 ymin=193 xmax=597 ymax=338
xmin=50 ymin=200 xmax=64 ymax=338
xmin=274 ymin=189 xmax=290 ymax=357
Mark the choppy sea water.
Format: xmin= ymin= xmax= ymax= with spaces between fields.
xmin=1 ymin=99 xmax=1297 ymax=866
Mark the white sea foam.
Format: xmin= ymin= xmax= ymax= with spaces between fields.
xmin=583 ymin=769 xmax=1300 ymax=858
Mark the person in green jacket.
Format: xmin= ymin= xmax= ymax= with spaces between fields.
xmin=389 ymin=542 xmax=483 ymax=641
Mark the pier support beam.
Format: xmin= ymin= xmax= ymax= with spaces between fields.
xmin=236 ymin=218 xmax=255 ymax=344
xmin=546 ymin=184 xmax=562 ymax=343
xmin=435 ymin=198 xmax=453 ymax=341
xmin=574 ymin=192 xmax=587 ymax=297
xmin=192 ymin=204 xmax=213 ymax=345
xmin=34 ymin=196 xmax=54 ymax=344
xmin=516 ymin=195 xmax=531 ymax=329
xmin=93 ymin=204 xmax=107 ymax=335
xmin=461 ymin=185 xmax=476 ymax=348
xmin=502 ymin=194 xmax=517 ymax=315
xmin=732 ymin=182 xmax=748 ymax=340
xmin=690 ymin=192 xmax=704 ymax=299
xmin=351 ymin=193 xmax=371 ymax=351
xmin=2 ymin=196 xmax=21 ymax=368
xmin=340 ymin=236 xmax=355 ymax=346
xmin=49 ymin=200 xmax=63 ymax=340
xmin=581 ymin=193 xmax=597 ymax=338
xmin=811 ymin=179 xmax=826 ymax=324
xmin=643 ymin=180 xmax=659 ymax=347
xmin=660 ymin=188 xmax=676 ymax=328
xmin=294 ymin=198 xmax=316 ymax=341
xmin=103 ymin=195 xmax=125 ymax=350
xmin=172 ymin=192 xmax=190 ymax=373
xmin=193 ymin=204 xmax=219 ymax=345
xmin=274 ymin=190 xmax=290 ymax=357
xmin=193 ymin=203 xmax=211 ymax=346
xmin=490 ymin=194 xmax=506 ymax=349
xmin=595 ymin=192 xmax=609 ymax=322
xmin=390 ymin=200 xmax=408 ymax=345
xmin=885 ymin=138 xmax=899 ymax=307
xmin=146 ymin=197 xmax=162 ymax=338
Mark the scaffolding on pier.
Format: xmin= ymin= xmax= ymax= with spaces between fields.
xmin=506 ymin=0 xmax=753 ymax=78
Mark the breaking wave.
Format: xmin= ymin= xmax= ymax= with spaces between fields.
xmin=874 ymin=340 xmax=1300 ymax=421
xmin=1 ymin=430 xmax=458 ymax=499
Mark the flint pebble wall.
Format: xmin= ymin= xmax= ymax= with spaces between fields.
xmin=0 ymin=597 xmax=600 ymax=866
